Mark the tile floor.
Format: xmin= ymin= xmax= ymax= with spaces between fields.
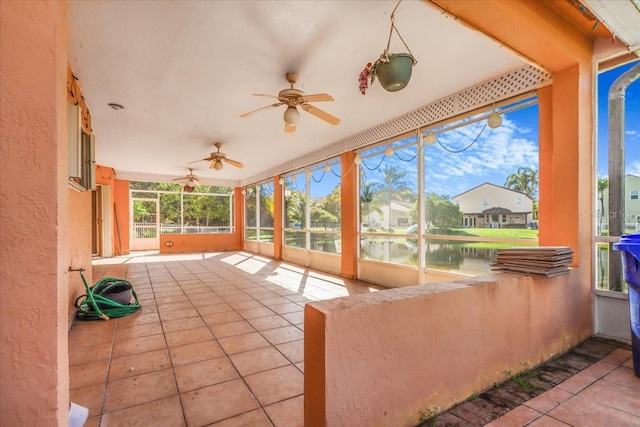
xmin=69 ymin=251 xmax=384 ymax=426
xmin=485 ymin=346 xmax=640 ymax=427
xmin=70 ymin=251 xmax=640 ymax=427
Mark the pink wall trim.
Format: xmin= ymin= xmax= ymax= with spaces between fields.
xmin=304 ymin=270 xmax=592 ymax=427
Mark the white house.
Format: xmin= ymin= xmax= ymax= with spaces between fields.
xmin=599 ymin=174 xmax=640 ymax=233
xmin=452 ymin=182 xmax=534 ymax=228
xmin=363 ymin=200 xmax=413 ymax=230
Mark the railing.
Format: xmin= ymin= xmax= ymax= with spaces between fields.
xmin=132 ymin=223 xmax=233 ymax=238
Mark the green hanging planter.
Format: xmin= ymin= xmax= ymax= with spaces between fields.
xmin=373 ymin=53 xmax=416 ymax=92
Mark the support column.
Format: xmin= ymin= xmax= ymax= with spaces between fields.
xmin=0 ymin=1 xmax=70 ymax=425
xmin=273 ymin=176 xmax=283 ymax=259
xmin=341 ymin=152 xmax=358 ymax=278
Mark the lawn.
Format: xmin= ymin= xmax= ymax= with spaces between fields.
xmin=452 ymin=227 xmax=538 ymax=240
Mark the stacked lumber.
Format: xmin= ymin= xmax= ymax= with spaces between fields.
xmin=491 ymin=246 xmax=573 ymax=277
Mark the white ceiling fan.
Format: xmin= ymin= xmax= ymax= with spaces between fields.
xmin=172 ymin=168 xmax=200 ymax=192
xmin=189 ymin=142 xmax=245 ymax=170
xmin=240 ymin=73 xmax=340 ymax=133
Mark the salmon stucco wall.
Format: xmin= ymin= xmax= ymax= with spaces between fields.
xmin=304 ymin=270 xmax=592 ymax=427
xmin=0 ymin=1 xmax=71 ymax=425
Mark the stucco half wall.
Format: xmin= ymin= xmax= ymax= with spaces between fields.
xmin=304 ymin=270 xmax=592 ymax=427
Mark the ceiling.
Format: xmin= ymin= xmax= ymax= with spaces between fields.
xmin=67 ymin=1 xmax=538 ymax=186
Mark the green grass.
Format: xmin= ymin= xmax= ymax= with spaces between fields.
xmin=450 ymin=228 xmax=538 ymax=239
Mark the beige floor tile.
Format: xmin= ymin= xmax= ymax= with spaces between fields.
xmin=209 ymin=409 xmax=273 ymax=426
xmin=103 ymin=369 xmax=176 ymax=413
xmin=174 ymin=356 xmax=239 ymax=393
xmin=101 ymin=395 xmax=185 ymax=427
xmin=580 ymin=360 xmax=619 ymax=379
xmin=524 ymin=387 xmax=573 ymax=413
xmin=485 ymin=405 xmax=542 ymax=426
xmin=114 ymin=322 xmax=164 ymax=341
xmin=69 ymin=325 xmax=116 ymax=348
xmin=548 ymin=395 xmax=640 ymax=426
xmin=264 ymin=395 xmax=304 ymax=427
xmin=261 ymin=325 xmax=304 ymax=345
xmin=202 ymin=310 xmax=243 ymax=326
xmin=158 ymin=307 xmax=200 ymax=322
xmin=295 ymin=361 xmax=304 ymax=373
xmin=210 ymin=320 xmax=256 ymax=338
xmin=164 ymin=326 xmax=214 ymax=347
xmin=69 ymin=342 xmax=112 ymax=366
xmin=196 ymin=302 xmax=234 ymax=315
xmin=181 ymin=379 xmax=259 ymax=426
xmin=602 ymin=365 xmax=640 ymax=390
xmin=247 ymin=315 xmax=291 ymax=331
xmin=108 ymin=348 xmax=171 ymax=381
xmin=162 ymin=316 xmax=207 ymax=333
xmin=69 ymin=383 xmax=105 ymax=417
xmin=230 ymin=346 xmax=290 ymax=376
xmin=112 ymin=334 xmax=167 ymax=358
xmin=280 ymin=311 xmax=304 ymax=325
xmin=218 ymin=332 xmax=272 ymax=355
xmin=578 ymin=375 xmax=640 ymax=415
xmin=556 ymin=370 xmax=598 ymax=394
xmin=526 ymin=415 xmax=572 ymax=426
xmin=169 ymin=340 xmax=225 ymax=367
xmin=601 ymin=348 xmax=632 ymax=365
xmin=116 ymin=311 xmax=160 ymax=327
xmin=228 ymin=299 xmax=264 ymax=310
xmin=236 ymin=306 xmax=276 ymax=319
xmin=276 ymin=340 xmax=304 ymax=364
xmin=245 ymin=364 xmax=304 ymax=406
xmin=221 ymin=293 xmax=254 ymax=303
xmin=261 ymin=296 xmax=292 ymax=306
xmin=270 ymin=303 xmax=303 ymax=315
xmin=69 ymin=359 xmax=110 ymax=390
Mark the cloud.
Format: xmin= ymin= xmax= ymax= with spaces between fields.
xmin=627 ymin=130 xmax=638 ymax=136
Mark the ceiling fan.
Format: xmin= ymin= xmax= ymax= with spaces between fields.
xmin=240 ymin=73 xmax=340 ymax=133
xmin=189 ymin=142 xmax=244 ymax=170
xmin=172 ymin=168 xmax=200 ymax=192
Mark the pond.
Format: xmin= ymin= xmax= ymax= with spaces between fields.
xmin=360 ymin=237 xmax=535 ymax=276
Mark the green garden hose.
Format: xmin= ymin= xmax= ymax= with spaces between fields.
xmin=71 ymin=268 xmax=141 ymax=321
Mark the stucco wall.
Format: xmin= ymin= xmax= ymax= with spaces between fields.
xmin=304 ymin=270 xmax=592 ymax=427
xmin=0 ymin=1 xmax=70 ymax=425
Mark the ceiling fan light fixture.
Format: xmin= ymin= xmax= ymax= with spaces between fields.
xmin=283 ymin=106 xmax=300 ymax=125
xmin=183 ymin=184 xmax=195 ymax=193
xmin=187 ymin=179 xmax=196 ymax=187
xmin=213 ymin=160 xmax=223 ymax=170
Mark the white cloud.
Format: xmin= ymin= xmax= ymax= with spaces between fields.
xmin=628 ymin=161 xmax=640 ymax=177
xmin=627 ymin=130 xmax=637 ymax=136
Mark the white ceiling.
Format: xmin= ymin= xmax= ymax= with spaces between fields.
xmin=68 ymin=0 xmax=528 ymax=185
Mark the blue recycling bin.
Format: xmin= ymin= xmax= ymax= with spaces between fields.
xmin=613 ymin=233 xmax=640 ymax=378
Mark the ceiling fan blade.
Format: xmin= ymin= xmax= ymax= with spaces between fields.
xmin=188 ymin=158 xmax=209 ymax=164
xmin=240 ymin=102 xmax=284 ymax=118
xmin=252 ymin=93 xmax=280 ymax=99
xmin=223 ymin=158 xmax=244 ymax=168
xmin=285 ymin=123 xmax=296 ymax=133
xmin=301 ymin=104 xmax=340 ymax=125
xmin=299 ymin=93 xmax=334 ymax=103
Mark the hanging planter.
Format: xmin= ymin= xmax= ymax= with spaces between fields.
xmin=359 ymin=0 xmax=417 ymax=95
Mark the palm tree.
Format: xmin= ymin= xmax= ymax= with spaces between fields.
xmin=597 ymin=177 xmax=608 ymax=235
xmin=375 ymin=164 xmax=411 ymax=231
xmin=360 ymin=181 xmax=382 ymax=229
xmin=504 ymin=167 xmax=538 ymax=198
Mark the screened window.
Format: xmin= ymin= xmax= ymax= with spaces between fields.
xmin=359 ymin=136 xmax=419 ymax=266
xmin=283 ymin=157 xmax=341 ymax=254
xmin=130 ymin=182 xmax=234 ymax=235
xmin=631 ymin=190 xmax=639 ymax=200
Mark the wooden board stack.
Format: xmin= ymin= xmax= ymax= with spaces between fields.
xmin=491 ymin=246 xmax=574 ymax=277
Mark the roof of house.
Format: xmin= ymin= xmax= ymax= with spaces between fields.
xmin=482 ymin=207 xmax=513 ymax=214
xmin=452 ymin=182 xmax=534 ymax=199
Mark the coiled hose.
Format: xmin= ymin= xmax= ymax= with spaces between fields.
xmin=73 ymin=268 xmax=141 ymax=321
